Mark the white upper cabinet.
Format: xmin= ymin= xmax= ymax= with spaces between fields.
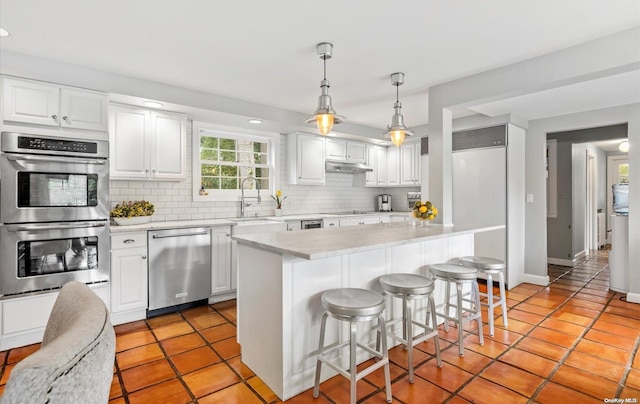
xmin=386 ymin=146 xmax=400 ymax=185
xmin=109 ymin=104 xmax=187 ymax=181
xmin=400 ymin=142 xmax=421 ymax=185
xmin=2 ymin=77 xmax=108 ymax=132
xmin=365 ymin=145 xmax=387 ymax=187
xmin=287 ymin=132 xmax=326 ymax=185
xmin=325 ymin=138 xmax=366 ymax=163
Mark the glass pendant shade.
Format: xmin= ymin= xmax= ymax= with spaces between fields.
xmin=382 ymin=73 xmax=413 ymax=147
xmin=316 ymin=113 xmax=335 ymax=135
xmin=306 ymin=42 xmax=343 ymax=135
xmin=389 ymin=130 xmax=406 ymax=147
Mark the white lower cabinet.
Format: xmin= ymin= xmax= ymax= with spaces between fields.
xmin=211 ymin=227 xmax=232 ymax=295
xmin=0 ymin=284 xmax=109 ymax=351
xmin=339 ymin=216 xmax=381 ymax=227
xmin=110 ymin=232 xmax=148 ymax=325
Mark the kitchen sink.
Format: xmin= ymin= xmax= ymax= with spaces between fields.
xmin=230 ymin=218 xmax=287 ymax=235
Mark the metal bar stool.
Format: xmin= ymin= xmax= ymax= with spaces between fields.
xmin=378 ymin=274 xmax=442 ymax=383
xmin=429 ymin=263 xmax=484 ymax=356
xmin=313 ymin=288 xmax=392 ymax=404
xmin=458 ymin=256 xmax=508 ymax=337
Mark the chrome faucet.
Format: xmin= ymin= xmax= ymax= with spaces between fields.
xmin=240 ymin=176 xmax=261 ymax=218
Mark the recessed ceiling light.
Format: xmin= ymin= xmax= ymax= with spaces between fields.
xmin=0 ymin=28 xmax=10 ymax=37
xmin=143 ymin=101 xmax=163 ymax=108
xmin=248 ymin=119 xmax=262 ymax=124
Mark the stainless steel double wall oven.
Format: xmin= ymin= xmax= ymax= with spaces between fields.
xmin=0 ymin=132 xmax=110 ymax=296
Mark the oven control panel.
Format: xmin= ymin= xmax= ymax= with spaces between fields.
xmin=17 ymin=136 xmax=98 ymax=154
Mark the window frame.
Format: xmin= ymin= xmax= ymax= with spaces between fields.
xmin=192 ymin=121 xmax=280 ymax=202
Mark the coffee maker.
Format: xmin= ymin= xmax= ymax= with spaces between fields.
xmin=378 ymin=194 xmax=392 ymax=212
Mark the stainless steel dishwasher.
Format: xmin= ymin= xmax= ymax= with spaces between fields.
xmin=148 ymin=227 xmax=211 ymax=315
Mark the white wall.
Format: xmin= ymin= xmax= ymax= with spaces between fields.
xmin=427 ymin=27 xmax=639 ymax=288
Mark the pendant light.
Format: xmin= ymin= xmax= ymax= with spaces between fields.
xmin=305 ymin=42 xmax=344 ymax=135
xmin=383 ymin=72 xmax=414 ymax=147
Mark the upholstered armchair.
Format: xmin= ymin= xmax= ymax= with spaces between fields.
xmin=1 ymin=281 xmax=115 ymax=404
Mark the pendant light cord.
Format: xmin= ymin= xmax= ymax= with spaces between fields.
xmin=396 ymin=83 xmax=399 ymax=103
xmin=323 ymin=56 xmax=327 ymax=80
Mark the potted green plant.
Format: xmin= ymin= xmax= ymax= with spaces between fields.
xmin=110 ymin=200 xmax=155 ymax=225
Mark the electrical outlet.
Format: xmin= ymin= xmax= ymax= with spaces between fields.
xmin=526 ymin=194 xmax=534 ymax=203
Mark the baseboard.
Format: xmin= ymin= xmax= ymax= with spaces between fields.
xmin=548 ymin=257 xmax=573 ymax=267
xmin=575 ymin=249 xmax=588 ymax=261
xmin=209 ymin=290 xmax=237 ymax=304
xmin=522 ymin=273 xmax=549 ymax=287
xmin=626 ymin=292 xmax=640 ymax=304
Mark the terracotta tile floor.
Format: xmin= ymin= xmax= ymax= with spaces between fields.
xmin=1 ymin=249 xmax=639 ymax=403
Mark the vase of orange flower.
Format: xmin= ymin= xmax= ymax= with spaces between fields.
xmin=410 ymin=200 xmax=438 ymax=227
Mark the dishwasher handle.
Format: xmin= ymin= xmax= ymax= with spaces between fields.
xmin=151 ymin=231 xmax=209 ymax=239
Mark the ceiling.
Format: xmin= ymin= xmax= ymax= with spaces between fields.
xmin=1 ymin=0 xmax=639 ymax=131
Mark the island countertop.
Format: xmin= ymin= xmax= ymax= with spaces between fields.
xmin=232 ymin=221 xmax=504 ymax=260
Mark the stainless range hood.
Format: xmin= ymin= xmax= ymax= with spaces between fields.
xmin=325 ymin=160 xmax=373 ymax=174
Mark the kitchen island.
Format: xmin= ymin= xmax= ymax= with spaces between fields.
xmin=233 ymin=221 xmax=503 ymax=400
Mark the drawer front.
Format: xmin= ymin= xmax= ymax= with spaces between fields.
xmin=111 ymin=232 xmax=147 ymax=249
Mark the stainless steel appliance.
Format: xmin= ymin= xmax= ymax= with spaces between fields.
xmin=1 ymin=132 xmax=110 ymax=223
xmin=407 ymin=192 xmax=421 ymax=210
xmin=378 ymin=194 xmax=391 ymax=212
xmin=0 ymin=132 xmax=110 ymax=296
xmin=148 ymin=227 xmax=212 ymax=315
xmin=301 ymin=219 xmax=323 ymax=230
xmin=0 ymin=221 xmax=110 ymax=295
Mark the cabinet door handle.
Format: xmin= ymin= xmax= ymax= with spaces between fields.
xmin=142 ymin=255 xmax=147 ymax=260
xmin=123 ymin=239 xmax=135 ymax=244
xmin=62 ymin=116 xmax=69 ymax=121
xmin=51 ymin=114 xmax=58 ymax=121
xmin=329 ymin=223 xmax=335 ymax=227
xmin=145 ymin=169 xmax=149 ymax=173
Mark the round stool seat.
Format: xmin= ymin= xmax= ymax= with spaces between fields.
xmin=430 ymin=263 xmax=478 ymax=281
xmin=321 ymin=288 xmax=385 ymax=319
xmin=379 ymin=274 xmax=434 ymax=296
xmin=458 ymin=256 xmax=505 ymax=272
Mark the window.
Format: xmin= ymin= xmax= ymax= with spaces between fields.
xmin=618 ymin=163 xmax=629 ymax=184
xmin=192 ymin=122 xmax=279 ymax=200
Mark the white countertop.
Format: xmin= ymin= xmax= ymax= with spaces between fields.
xmin=109 ymin=218 xmax=235 ymax=233
xmin=108 ymin=211 xmax=412 ymax=233
xmin=232 ymin=221 xmax=505 ymax=260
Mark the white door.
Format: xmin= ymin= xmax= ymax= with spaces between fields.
xmin=607 ymin=155 xmax=629 ymax=241
xmin=109 ymin=105 xmax=150 ymax=179
xmin=387 ymin=147 xmax=400 ymax=185
xmin=110 ymin=247 xmax=148 ymax=313
xmin=60 ymin=88 xmax=108 ymax=131
xmin=325 ymin=138 xmax=347 ymax=161
xmin=213 ymin=227 xmax=233 ymax=294
xmin=2 ymin=78 xmax=60 ymax=127
xmin=377 ymin=147 xmax=387 ymax=185
xmin=150 ymin=112 xmax=187 ymax=180
xmin=346 ymin=141 xmax=366 ymax=163
xmin=297 ymin=135 xmax=326 ymax=184
xmin=365 ymin=145 xmax=377 ymax=186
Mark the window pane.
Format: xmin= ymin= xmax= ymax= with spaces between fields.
xmin=253 ymin=153 xmax=268 ymax=164
xmin=221 ymin=178 xmax=238 ymax=189
xmin=257 ymin=178 xmax=269 ymax=190
xmin=619 ymin=164 xmax=629 ymax=184
xmin=201 ymin=164 xmax=219 ymax=176
xmin=202 ymin=177 xmax=218 ymax=189
xmin=200 ymin=149 xmax=218 ymax=161
xmin=220 ymin=165 xmax=238 ymax=176
xmin=220 ymin=151 xmax=236 ymax=162
xmin=220 ymin=138 xmax=236 ymax=150
xmin=200 ymin=136 xmax=218 ymax=148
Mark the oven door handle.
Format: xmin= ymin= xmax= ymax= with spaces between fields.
xmin=6 ymin=153 xmax=107 ymax=165
xmin=6 ymin=222 xmax=108 ymax=232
